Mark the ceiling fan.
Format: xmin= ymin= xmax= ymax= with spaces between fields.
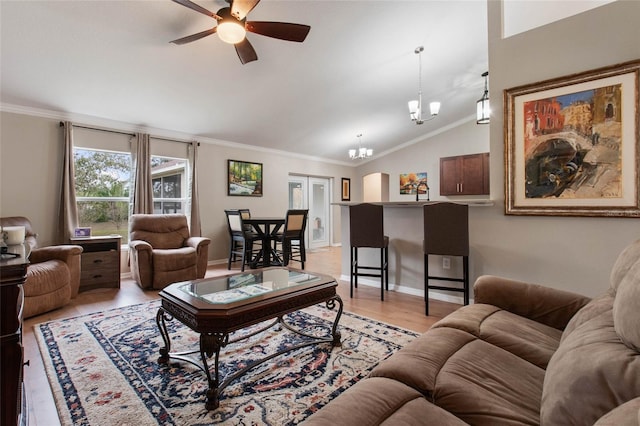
xmin=170 ymin=0 xmax=311 ymax=65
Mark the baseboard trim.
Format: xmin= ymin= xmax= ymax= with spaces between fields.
xmin=339 ymin=274 xmax=472 ymax=305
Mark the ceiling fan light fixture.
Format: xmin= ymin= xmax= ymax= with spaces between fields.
xmin=217 ymin=20 xmax=246 ymax=44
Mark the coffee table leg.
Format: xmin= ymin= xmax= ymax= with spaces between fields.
xmin=156 ymin=307 xmax=172 ymax=364
xmin=200 ymin=332 xmax=228 ymax=410
xmin=327 ymin=295 xmax=344 ymax=346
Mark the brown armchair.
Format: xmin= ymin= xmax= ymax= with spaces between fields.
xmin=1 ymin=216 xmax=83 ymax=318
xmin=128 ymin=214 xmax=210 ymax=290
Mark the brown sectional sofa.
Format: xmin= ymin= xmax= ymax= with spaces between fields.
xmin=305 ymin=238 xmax=640 ymax=425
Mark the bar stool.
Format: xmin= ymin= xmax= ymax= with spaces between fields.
xmin=349 ymin=203 xmax=389 ymax=301
xmin=423 ymin=202 xmax=469 ymax=316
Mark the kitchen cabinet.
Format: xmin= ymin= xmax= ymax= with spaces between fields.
xmin=440 ymin=153 xmax=489 ymax=196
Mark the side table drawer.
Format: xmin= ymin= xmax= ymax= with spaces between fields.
xmin=81 ymin=252 xmax=119 ymax=288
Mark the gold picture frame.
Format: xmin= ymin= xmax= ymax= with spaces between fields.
xmin=504 ymin=60 xmax=640 ymax=217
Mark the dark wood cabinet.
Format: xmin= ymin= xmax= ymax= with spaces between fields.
xmin=440 ymin=152 xmax=490 ymax=196
xmin=70 ymin=236 xmax=121 ymax=292
xmin=1 ymin=248 xmax=29 ymax=426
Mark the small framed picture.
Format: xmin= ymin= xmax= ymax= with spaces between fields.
xmin=341 ymin=178 xmax=351 ymax=201
xmin=74 ymin=227 xmax=91 ymax=238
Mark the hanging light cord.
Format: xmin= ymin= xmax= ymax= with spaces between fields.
xmin=416 ymin=46 xmax=424 ymax=120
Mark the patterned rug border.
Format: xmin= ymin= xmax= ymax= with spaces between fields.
xmin=34 ymin=300 xmax=419 ymax=425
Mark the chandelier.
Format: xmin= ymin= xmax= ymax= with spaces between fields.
xmin=408 ymin=46 xmax=440 ymax=125
xmin=348 ymin=133 xmax=372 ymax=160
xmin=476 ymin=71 xmax=490 ymax=124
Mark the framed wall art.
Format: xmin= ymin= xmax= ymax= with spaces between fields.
xmin=227 ymin=160 xmax=263 ymax=197
xmin=504 ymin=60 xmax=640 ymax=217
xmin=399 ymin=172 xmax=428 ymax=195
xmin=341 ymin=178 xmax=351 ymax=201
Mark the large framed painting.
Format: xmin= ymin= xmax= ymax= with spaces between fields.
xmin=504 ymin=60 xmax=640 ymax=217
xmin=227 ymin=160 xmax=263 ymax=197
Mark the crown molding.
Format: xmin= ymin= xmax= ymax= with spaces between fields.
xmin=0 ymin=102 xmax=353 ymax=167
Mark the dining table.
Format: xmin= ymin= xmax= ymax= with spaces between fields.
xmin=243 ymin=217 xmax=286 ymax=267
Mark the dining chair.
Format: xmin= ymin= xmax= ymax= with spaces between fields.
xmin=423 ymin=202 xmax=469 ymax=316
xmin=224 ymin=209 xmax=262 ymax=271
xmin=349 ymin=203 xmax=389 ymax=301
xmin=273 ymin=209 xmax=308 ymax=269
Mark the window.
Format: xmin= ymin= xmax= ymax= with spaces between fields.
xmin=152 ymin=156 xmax=187 ymax=214
xmin=73 ymin=135 xmax=191 ymax=244
xmin=74 ymin=148 xmax=131 ymax=242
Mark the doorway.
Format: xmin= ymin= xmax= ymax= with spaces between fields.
xmin=288 ymin=176 xmax=331 ymax=249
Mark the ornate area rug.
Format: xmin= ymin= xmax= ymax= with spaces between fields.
xmin=35 ymin=300 xmax=418 ymax=425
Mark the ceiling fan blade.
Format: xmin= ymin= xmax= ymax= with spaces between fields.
xmin=231 ymin=0 xmax=260 ymax=21
xmin=171 ymin=0 xmax=216 ymax=18
xmin=235 ymin=38 xmax=258 ymax=65
xmin=246 ymin=21 xmax=311 ymax=42
xmin=170 ymin=27 xmax=217 ymax=45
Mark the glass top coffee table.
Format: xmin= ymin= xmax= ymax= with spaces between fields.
xmin=156 ymin=267 xmax=343 ymax=410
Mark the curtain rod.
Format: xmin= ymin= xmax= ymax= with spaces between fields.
xmin=59 ymin=121 xmax=200 ymax=146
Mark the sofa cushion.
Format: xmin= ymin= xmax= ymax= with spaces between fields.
xmin=613 ymin=257 xmax=640 ymax=351
xmin=433 ymin=339 xmax=543 ymax=426
xmin=610 ymin=238 xmax=640 ymax=293
xmin=593 ymin=397 xmax=640 ymax=426
xmin=541 ymin=305 xmax=640 ymax=425
xmin=152 ymin=247 xmax=197 ymax=272
xmin=370 ymin=327 xmax=544 ymax=425
xmin=370 ymin=327 xmax=476 ymax=395
xmin=561 ymin=293 xmax=613 ymax=342
xmin=433 ymin=304 xmax=562 ymax=369
xmin=130 ymin=214 xmax=190 ymax=249
xmin=302 ymin=377 xmax=468 ymax=426
xmin=25 ymin=260 xmax=70 ymax=297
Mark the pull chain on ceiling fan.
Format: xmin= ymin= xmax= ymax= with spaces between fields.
xmin=170 ymin=0 xmax=311 ymax=65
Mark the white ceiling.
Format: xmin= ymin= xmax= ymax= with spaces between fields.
xmin=0 ymin=0 xmax=489 ymax=164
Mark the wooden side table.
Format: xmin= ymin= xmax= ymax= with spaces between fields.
xmin=1 ymin=245 xmax=30 ymax=426
xmin=70 ymin=235 xmax=122 ymax=292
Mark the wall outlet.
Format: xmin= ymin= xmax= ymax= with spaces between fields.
xmin=443 ymin=257 xmax=451 ymax=269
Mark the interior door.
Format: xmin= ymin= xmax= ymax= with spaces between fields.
xmin=288 ymin=176 xmax=330 ymax=249
xmin=308 ymin=177 xmax=330 ymax=249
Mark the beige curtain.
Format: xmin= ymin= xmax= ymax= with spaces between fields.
xmin=58 ymin=121 xmax=79 ymax=243
xmin=131 ymin=133 xmax=153 ymax=214
xmin=188 ymin=142 xmax=202 ymax=236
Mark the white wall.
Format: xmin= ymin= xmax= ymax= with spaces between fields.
xmin=0 ymin=111 xmax=356 ymax=263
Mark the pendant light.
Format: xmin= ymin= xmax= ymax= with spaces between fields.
xmin=476 ymin=71 xmax=490 ymax=124
xmin=348 ymin=133 xmax=372 ymax=160
xmin=408 ymin=46 xmax=440 ymax=125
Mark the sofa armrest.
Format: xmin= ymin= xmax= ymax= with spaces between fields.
xmin=185 ymin=237 xmax=210 ymax=250
xmin=30 ymin=245 xmax=83 ymax=298
xmin=473 ymin=275 xmax=591 ymax=330
xmin=186 ymin=237 xmax=211 ymax=278
xmin=129 ymin=240 xmax=153 ymax=289
xmin=30 ymin=244 xmax=83 ymax=264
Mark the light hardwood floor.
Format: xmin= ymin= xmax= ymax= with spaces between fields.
xmin=22 ymin=246 xmax=460 ymax=426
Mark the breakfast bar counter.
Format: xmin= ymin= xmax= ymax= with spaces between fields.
xmin=333 ymin=200 xmax=493 ymax=303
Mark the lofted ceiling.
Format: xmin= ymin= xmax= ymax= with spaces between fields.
xmin=0 ymin=0 xmax=488 ymax=164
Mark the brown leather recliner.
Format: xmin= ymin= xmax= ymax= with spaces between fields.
xmin=128 ymin=214 xmax=210 ymax=290
xmin=1 ymin=216 xmax=83 ymax=318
